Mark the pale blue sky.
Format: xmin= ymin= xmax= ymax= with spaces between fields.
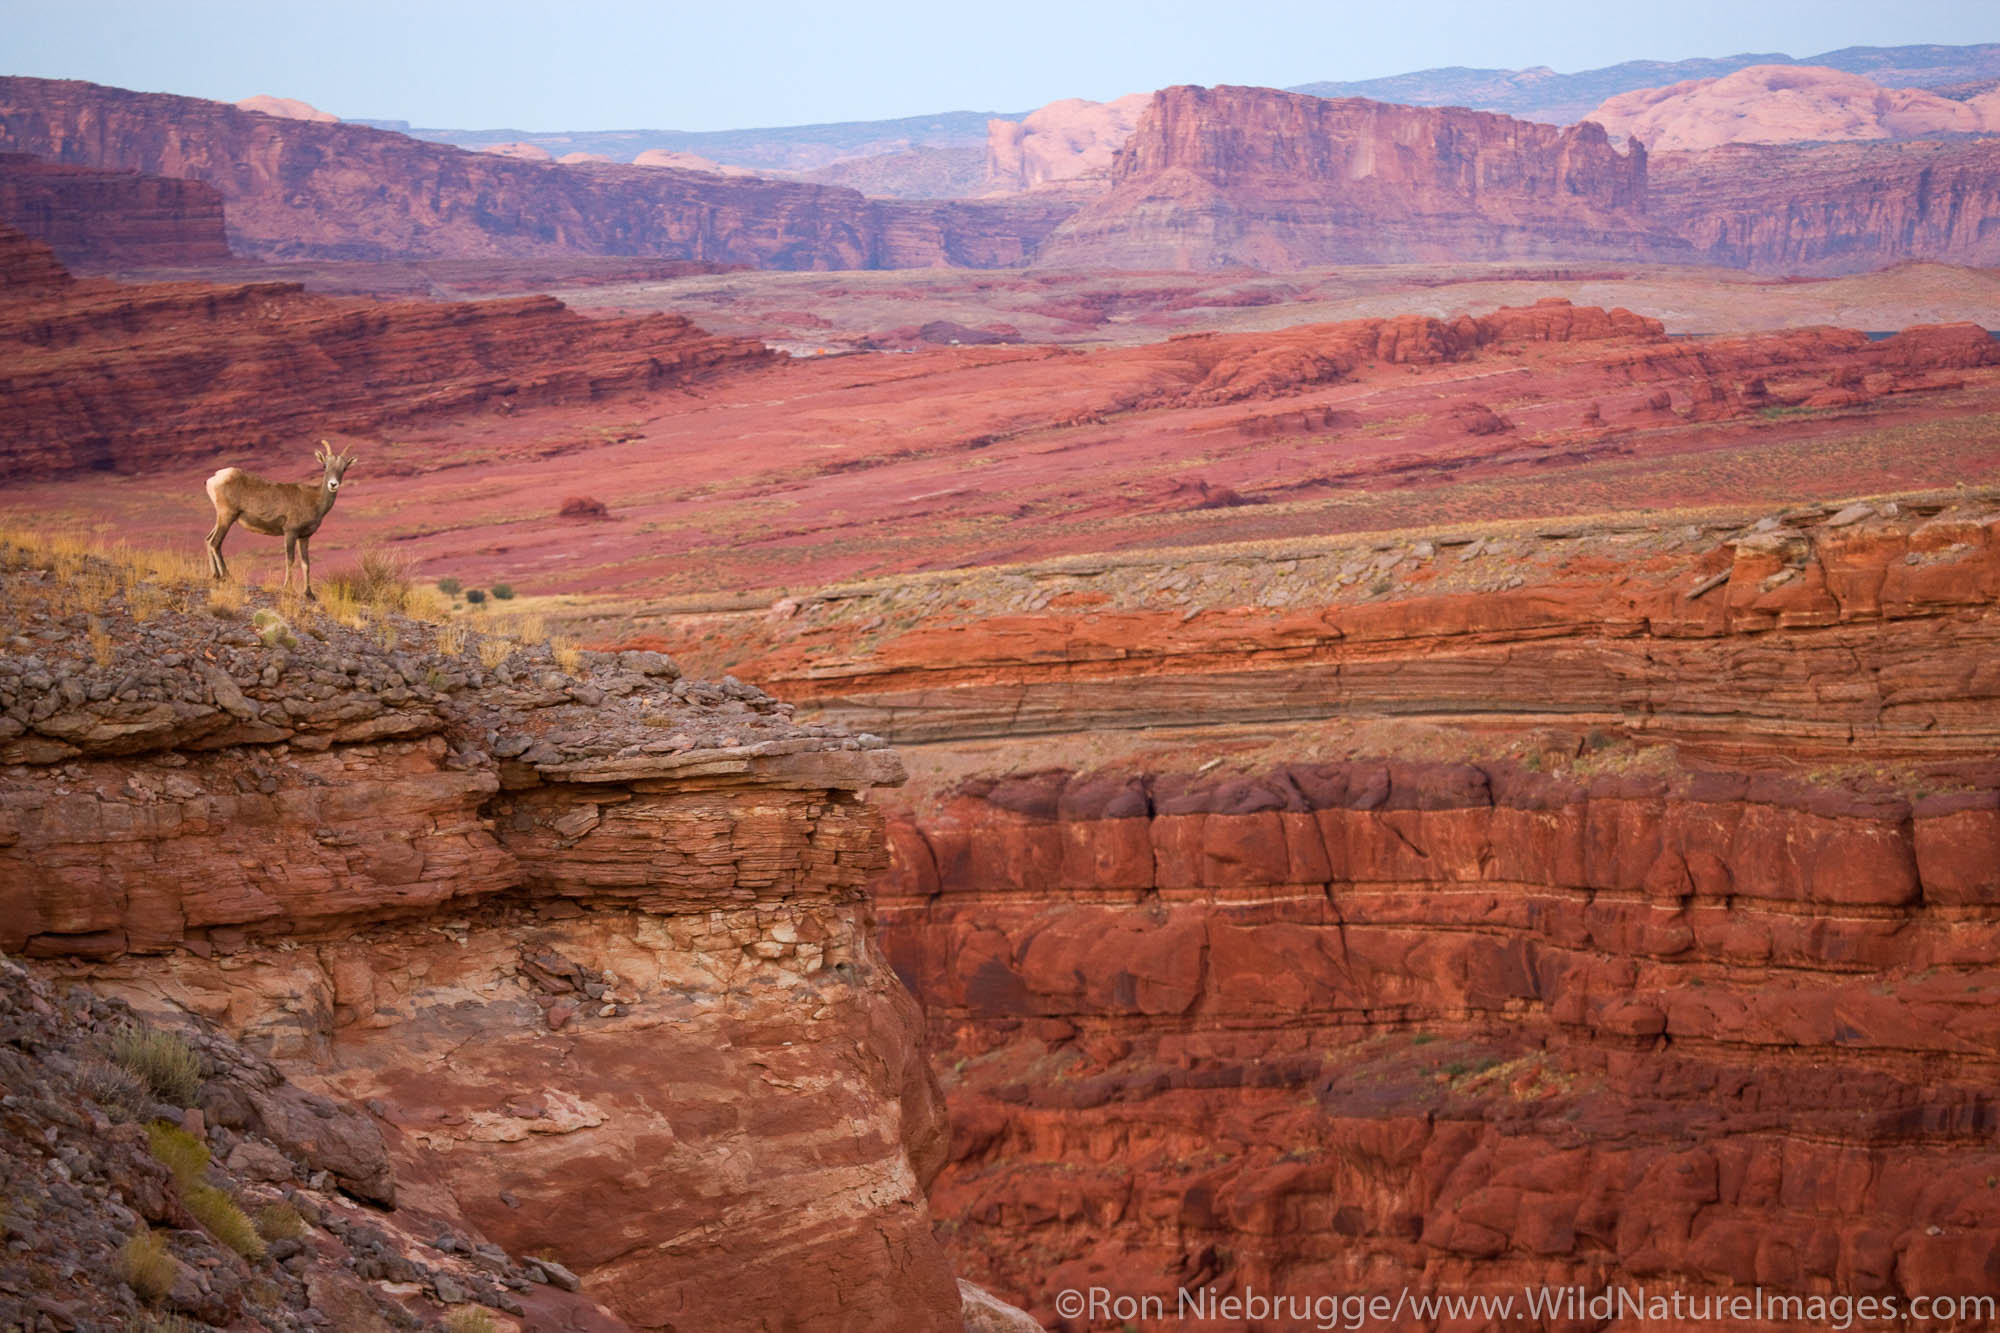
xmin=5 ymin=0 xmax=1994 ymax=131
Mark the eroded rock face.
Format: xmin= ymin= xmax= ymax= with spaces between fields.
xmin=0 ymin=547 xmax=970 ymax=1332
xmin=676 ymin=495 xmax=2000 ymax=1327
xmin=1036 ymin=85 xmax=1673 ymax=269
xmin=0 ymin=229 xmax=778 ymax=481
xmin=1587 ymin=64 xmax=2000 ymax=152
xmin=0 ymin=152 xmax=231 ymax=268
xmin=983 ymin=95 xmax=1150 ymax=194
xmin=0 ymin=954 xmax=635 ymax=1331
xmin=0 ymin=76 xmax=1065 ymax=269
xmin=1650 ymin=136 xmax=2000 ymax=274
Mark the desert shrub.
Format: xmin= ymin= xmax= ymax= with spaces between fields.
xmin=464 ymin=588 xmax=486 ymax=605
xmin=321 ymin=547 xmax=415 ymax=614
xmin=120 ymin=1228 xmax=176 ymax=1301
xmin=436 ymin=576 xmax=462 ymax=596
xmin=184 ymin=1183 xmax=265 ymax=1261
xmin=74 ymin=1057 xmax=151 ymax=1122
xmin=112 ymin=1026 xmax=203 ymax=1106
xmin=557 ymin=495 xmax=609 ymax=520
xmin=444 ymin=1308 xmax=498 ymax=1333
xmin=251 ymin=607 xmax=299 ymax=648
xmin=254 ymin=1200 xmax=308 ymax=1241
xmin=489 ymin=582 xmax=514 ymax=600
xmin=146 ymin=1120 xmax=210 ymax=1186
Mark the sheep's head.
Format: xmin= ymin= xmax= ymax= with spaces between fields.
xmin=315 ymin=440 xmax=358 ymax=492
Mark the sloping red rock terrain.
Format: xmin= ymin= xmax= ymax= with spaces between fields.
xmin=0 ymin=224 xmax=777 ymax=481
xmin=0 ymin=78 xmax=1069 ymax=268
xmin=0 ymin=152 xmax=231 ymax=268
xmin=18 ymin=290 xmax=1996 ymax=605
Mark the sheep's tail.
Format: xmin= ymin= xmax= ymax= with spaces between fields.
xmin=205 ymin=467 xmax=240 ymax=503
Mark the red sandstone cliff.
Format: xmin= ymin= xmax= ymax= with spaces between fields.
xmin=0 ymin=153 xmax=230 ymax=268
xmin=626 ymin=486 xmax=2000 ymax=1327
xmin=1035 ymin=85 xmax=1676 ymax=268
xmin=0 ymin=77 xmax=1065 ymax=269
xmin=1651 ymin=136 xmax=2000 ymax=274
xmin=0 ymin=542 xmax=1032 ymax=1331
xmin=0 ymin=226 xmax=777 ymax=480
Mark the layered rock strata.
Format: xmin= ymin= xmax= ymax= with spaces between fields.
xmin=0 ymin=77 xmax=1067 ymax=268
xmin=1035 ymin=85 xmax=1673 ymax=269
xmin=1650 ymin=136 xmax=2000 ymax=274
xmin=666 ymin=493 xmax=2000 ymax=1326
xmin=0 ymin=152 xmax=231 ymax=268
xmin=0 ymin=226 xmax=777 ymax=481
xmin=0 ymin=544 xmax=994 ymax=1332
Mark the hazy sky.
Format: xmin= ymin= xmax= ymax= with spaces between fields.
xmin=6 ymin=0 xmax=1995 ymax=131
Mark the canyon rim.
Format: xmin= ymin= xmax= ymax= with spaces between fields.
xmin=4 ymin=11 xmax=2000 ymax=1333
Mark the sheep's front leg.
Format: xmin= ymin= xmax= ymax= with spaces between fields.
xmin=282 ymin=533 xmax=298 ymax=593
xmin=299 ymin=534 xmax=316 ymax=602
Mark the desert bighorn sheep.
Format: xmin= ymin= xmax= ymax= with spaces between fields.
xmin=205 ymin=442 xmax=356 ymax=600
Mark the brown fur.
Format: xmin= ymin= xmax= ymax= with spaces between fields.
xmin=205 ymin=441 xmax=356 ymax=599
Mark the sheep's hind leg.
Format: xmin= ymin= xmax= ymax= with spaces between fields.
xmin=206 ymin=512 xmax=237 ymax=580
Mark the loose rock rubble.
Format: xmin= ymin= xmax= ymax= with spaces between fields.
xmin=0 ymin=954 xmax=623 ymax=1332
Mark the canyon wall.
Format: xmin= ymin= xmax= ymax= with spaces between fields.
xmin=1034 ymin=85 xmax=1674 ymax=269
xmin=0 ymin=225 xmax=778 ymax=481
xmin=682 ymin=489 xmax=2000 ymax=1327
xmin=0 ymin=78 xmax=1065 ymax=268
xmin=9 ymin=75 xmax=2000 ymax=275
xmin=0 ymin=152 xmax=231 ymax=268
xmin=0 ymin=545 xmax=1013 ymax=1331
xmin=1651 ymin=136 xmax=2000 ymax=274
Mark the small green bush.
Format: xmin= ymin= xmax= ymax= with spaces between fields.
xmin=145 ymin=1120 xmax=210 ymax=1187
xmin=111 ymin=1026 xmax=204 ymax=1106
xmin=437 ymin=577 xmax=462 ymax=595
xmin=464 ymin=588 xmax=487 ymax=605
xmin=120 ymin=1228 xmax=176 ymax=1301
xmin=444 ymin=1308 xmax=497 ymax=1333
xmin=254 ymin=1200 xmax=308 ymax=1241
xmin=184 ymin=1183 xmax=265 ymax=1261
xmin=489 ymin=583 xmax=514 ymax=600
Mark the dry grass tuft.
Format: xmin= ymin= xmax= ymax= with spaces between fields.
xmin=145 ymin=1120 xmax=210 ymax=1186
xmin=253 ymin=1200 xmax=309 ymax=1242
xmin=120 ymin=1228 xmax=177 ymax=1301
xmin=183 ymin=1183 xmax=266 ymax=1261
xmin=320 ymin=547 xmax=415 ymax=615
xmin=444 ymin=1308 xmax=498 ymax=1333
xmin=113 ymin=1026 xmax=204 ymax=1106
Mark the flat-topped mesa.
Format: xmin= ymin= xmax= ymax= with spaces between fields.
xmin=0 ymin=546 xmax=995 ymax=1330
xmin=1037 ymin=84 xmax=1673 ymax=268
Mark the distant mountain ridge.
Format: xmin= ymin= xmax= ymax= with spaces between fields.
xmin=348 ymin=109 xmax=1016 ymax=173
xmin=1287 ymin=43 xmax=2000 ymax=125
xmin=346 ymin=43 xmax=2000 ymax=178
